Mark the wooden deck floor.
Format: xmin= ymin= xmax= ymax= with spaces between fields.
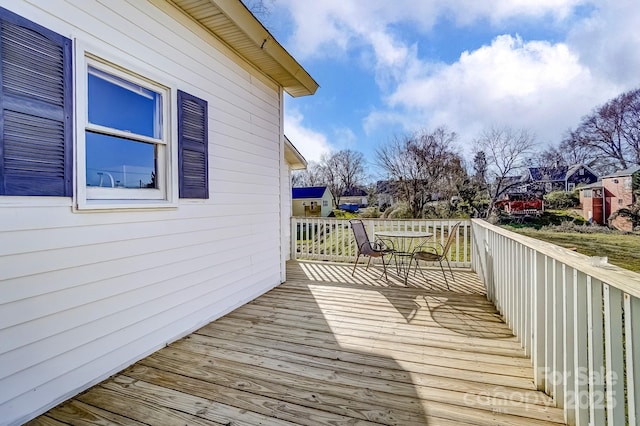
xmin=30 ymin=261 xmax=565 ymax=426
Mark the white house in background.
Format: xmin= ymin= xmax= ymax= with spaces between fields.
xmin=283 ymin=136 xmax=307 ymax=260
xmin=340 ymin=186 xmax=369 ymax=207
xmin=0 ymin=1 xmax=317 ymax=424
xmin=292 ymin=186 xmax=334 ymax=217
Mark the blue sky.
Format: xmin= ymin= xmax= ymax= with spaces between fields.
xmin=257 ymin=0 xmax=640 ymax=177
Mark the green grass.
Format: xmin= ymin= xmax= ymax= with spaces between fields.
xmin=509 ymin=228 xmax=640 ymax=273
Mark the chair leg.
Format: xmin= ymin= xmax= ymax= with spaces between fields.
xmin=438 ymin=258 xmax=450 ymax=290
xmin=411 ymin=257 xmax=430 ymax=288
xmin=365 ymin=256 xmax=372 ymax=271
xmin=381 ymin=254 xmax=389 ymax=281
xmin=352 ymin=254 xmax=360 ymax=276
xmin=444 ymin=257 xmax=455 ymax=282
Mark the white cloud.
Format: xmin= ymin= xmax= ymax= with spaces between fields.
xmin=380 ymin=34 xmax=607 ymax=146
xmin=284 ymin=109 xmax=333 ymax=163
xmin=567 ymin=0 xmax=640 ymax=88
xmin=276 ymin=0 xmax=587 ymax=60
xmin=277 ymin=0 xmax=639 ymax=158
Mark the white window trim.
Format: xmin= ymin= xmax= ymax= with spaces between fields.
xmin=74 ymin=40 xmax=178 ymax=211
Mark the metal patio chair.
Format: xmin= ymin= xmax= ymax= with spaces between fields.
xmin=349 ymin=219 xmax=395 ymax=280
xmin=410 ymin=222 xmax=460 ymax=290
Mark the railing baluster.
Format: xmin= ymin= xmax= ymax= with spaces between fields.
xmin=587 ymin=277 xmax=605 ymax=425
xmin=625 ymin=293 xmax=640 ymax=426
xmin=532 ymin=252 xmax=546 ymax=390
xmin=573 ymin=270 xmax=589 ymax=425
xmin=563 ymin=265 xmax=575 ymax=424
xmin=603 ymin=284 xmax=625 ymax=426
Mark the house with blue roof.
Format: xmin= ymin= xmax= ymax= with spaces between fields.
xmin=292 ymin=186 xmax=334 ymax=217
xmin=521 ymin=164 xmax=598 ymax=195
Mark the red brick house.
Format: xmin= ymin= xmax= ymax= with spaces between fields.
xmin=579 ymin=165 xmax=640 ymax=231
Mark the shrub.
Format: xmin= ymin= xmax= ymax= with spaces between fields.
xmin=544 ymin=190 xmax=579 ymax=209
xmin=382 ymin=202 xmax=413 ymax=219
xmin=358 ymin=207 xmax=381 ymax=218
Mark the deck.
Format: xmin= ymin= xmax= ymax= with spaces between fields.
xmin=29 ymin=261 xmax=565 ymax=426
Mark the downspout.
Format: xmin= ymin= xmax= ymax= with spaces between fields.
xmin=602 ymin=187 xmax=606 ymax=225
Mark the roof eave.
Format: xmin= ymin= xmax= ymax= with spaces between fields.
xmin=201 ymin=0 xmax=318 ymax=97
xmin=284 ymin=135 xmax=307 ymax=170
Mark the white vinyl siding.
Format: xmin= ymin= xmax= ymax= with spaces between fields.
xmin=0 ymin=1 xmax=283 ymax=424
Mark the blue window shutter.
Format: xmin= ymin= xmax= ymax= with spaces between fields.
xmin=178 ymin=90 xmax=208 ymax=199
xmin=0 ymin=6 xmax=73 ymax=196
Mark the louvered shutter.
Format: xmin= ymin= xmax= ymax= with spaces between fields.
xmin=0 ymin=7 xmax=73 ymax=196
xmin=178 ymin=90 xmax=208 ymax=199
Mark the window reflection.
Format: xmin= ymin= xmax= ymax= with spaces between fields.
xmin=86 ymin=133 xmax=157 ymax=189
xmin=88 ymin=67 xmax=162 ymax=138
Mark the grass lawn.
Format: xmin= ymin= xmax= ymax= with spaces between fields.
xmin=509 ymin=227 xmax=640 ymax=273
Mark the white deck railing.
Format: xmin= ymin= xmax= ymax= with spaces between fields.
xmin=472 ymin=219 xmax=640 ymax=426
xmin=291 ymin=217 xmax=471 ymax=268
xmin=291 ymin=216 xmax=640 ymax=425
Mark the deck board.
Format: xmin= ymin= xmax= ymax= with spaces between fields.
xmin=30 ymin=261 xmax=565 ymax=425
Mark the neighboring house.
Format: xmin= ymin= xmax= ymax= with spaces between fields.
xmin=0 ymin=2 xmax=317 ymax=425
xmin=521 ymin=164 xmax=598 ymax=195
xmin=579 ymin=165 xmax=640 ymax=231
xmin=376 ymin=180 xmax=398 ymax=209
xmin=340 ymin=186 xmax=368 ymax=207
xmin=292 ymin=186 xmax=334 ymax=217
xmin=283 ymin=136 xmax=307 ymax=261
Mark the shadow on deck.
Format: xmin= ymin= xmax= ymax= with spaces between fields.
xmin=29 ymin=261 xmax=565 ymax=426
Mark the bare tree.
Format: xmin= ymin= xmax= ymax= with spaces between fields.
xmin=242 ymin=0 xmax=273 ymax=20
xmin=291 ymin=161 xmax=324 ymax=187
xmin=376 ymin=127 xmax=463 ymax=218
xmin=292 ymin=150 xmax=366 ymax=204
xmin=566 ymin=88 xmax=640 ymax=173
xmin=319 ymin=150 xmax=366 ymax=205
xmin=474 ymin=126 xmax=535 ymax=217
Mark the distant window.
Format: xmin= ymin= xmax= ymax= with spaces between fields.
xmin=545 ymin=182 xmax=552 ymax=192
xmin=568 ymin=183 xmax=575 ymax=191
xmin=579 ymin=168 xmax=584 ymax=175
xmin=584 ymin=189 xmax=592 ymax=198
xmin=323 ymin=200 xmax=328 ymax=207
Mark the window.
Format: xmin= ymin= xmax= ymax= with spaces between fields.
xmin=584 ymin=189 xmax=592 ymax=198
xmin=0 ymin=6 xmax=72 ymax=196
xmin=568 ymin=183 xmax=575 ymax=191
xmin=82 ymin=59 xmax=169 ymax=202
xmin=322 ymin=200 xmax=328 ymax=207
xmin=1 ymin=8 xmax=210 ymax=207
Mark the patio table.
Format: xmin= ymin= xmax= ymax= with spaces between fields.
xmin=374 ymin=230 xmax=433 ymax=285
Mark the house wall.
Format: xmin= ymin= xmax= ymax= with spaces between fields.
xmin=292 ymin=192 xmax=333 ymax=217
xmin=580 ymin=189 xmax=605 ymax=224
xmin=0 ymin=1 xmax=285 ymax=424
xmin=603 ymin=176 xmax=634 ymax=231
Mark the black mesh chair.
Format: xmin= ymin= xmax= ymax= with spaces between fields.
xmin=349 ymin=219 xmax=395 ymax=280
xmin=410 ymin=222 xmax=460 ymax=289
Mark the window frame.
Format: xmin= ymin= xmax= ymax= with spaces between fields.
xmin=74 ymin=45 xmax=178 ymax=210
